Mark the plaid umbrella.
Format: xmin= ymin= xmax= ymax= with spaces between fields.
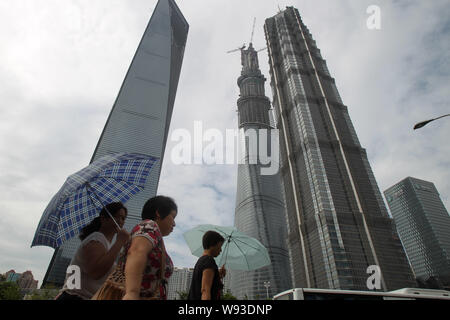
xmin=31 ymin=153 xmax=158 ymax=249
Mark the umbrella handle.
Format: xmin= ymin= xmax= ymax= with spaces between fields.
xmin=86 ymin=183 xmax=121 ymax=231
xmin=221 ymin=234 xmax=232 ymax=268
xmin=104 ymin=206 xmax=122 ymax=232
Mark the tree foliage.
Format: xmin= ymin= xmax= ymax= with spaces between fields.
xmin=0 ymin=282 xmax=22 ymax=300
xmin=176 ymin=291 xmax=188 ymax=300
xmin=27 ymin=289 xmax=59 ymax=300
xmin=222 ymin=290 xmax=237 ymax=300
xmin=176 ymin=289 xmax=238 ymax=300
xmin=41 ymin=284 xmax=59 ymax=290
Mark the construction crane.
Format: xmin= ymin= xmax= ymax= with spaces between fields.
xmin=227 ymin=43 xmax=246 ymax=54
xmin=249 ymin=17 xmax=256 ymax=45
xmin=226 ymin=17 xmax=266 ymax=53
xmin=250 ymin=18 xmax=267 ymax=52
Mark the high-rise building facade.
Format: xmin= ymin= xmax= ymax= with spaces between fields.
xmin=229 ymin=43 xmax=292 ymax=299
xmin=384 ymin=177 xmax=450 ymax=284
xmin=4 ymin=270 xmax=39 ymax=295
xmin=17 ymin=271 xmax=39 ymax=291
xmin=264 ymin=7 xmax=416 ymax=291
xmin=167 ymin=267 xmax=193 ymax=300
xmin=42 ymin=0 xmax=188 ymax=287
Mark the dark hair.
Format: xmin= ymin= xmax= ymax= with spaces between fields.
xmin=79 ymin=202 xmax=127 ymax=240
xmin=141 ymin=196 xmax=177 ymax=221
xmin=202 ymin=231 xmax=225 ymax=249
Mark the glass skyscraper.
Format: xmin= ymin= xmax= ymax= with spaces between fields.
xmin=42 ymin=0 xmax=188 ymax=287
xmin=385 ymin=177 xmax=450 ymax=284
xmin=264 ymin=7 xmax=416 ymax=291
xmin=229 ymin=43 xmax=292 ymax=299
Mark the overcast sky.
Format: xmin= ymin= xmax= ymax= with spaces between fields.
xmin=0 ymin=0 xmax=448 ymax=287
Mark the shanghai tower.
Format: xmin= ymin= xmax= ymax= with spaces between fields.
xmin=41 ymin=0 xmax=188 ymax=287
xmin=264 ymin=7 xmax=416 ymax=291
xmin=229 ymin=43 xmax=292 ymax=299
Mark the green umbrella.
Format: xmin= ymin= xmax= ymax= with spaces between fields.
xmin=183 ymin=224 xmax=271 ymax=271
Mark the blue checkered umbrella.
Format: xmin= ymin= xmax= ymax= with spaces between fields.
xmin=31 ymin=153 xmax=158 ymax=249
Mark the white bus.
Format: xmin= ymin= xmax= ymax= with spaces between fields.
xmin=273 ymin=288 xmax=450 ymax=300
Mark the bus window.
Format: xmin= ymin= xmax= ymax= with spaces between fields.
xmin=275 ymin=292 xmax=294 ymax=300
xmin=383 ymin=296 xmax=414 ymax=300
xmin=303 ymin=292 xmax=384 ymax=300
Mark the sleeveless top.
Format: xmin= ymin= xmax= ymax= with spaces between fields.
xmin=60 ymin=232 xmax=114 ymax=300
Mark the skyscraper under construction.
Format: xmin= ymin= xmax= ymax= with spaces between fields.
xmin=264 ymin=7 xmax=416 ymax=291
xmin=229 ymin=42 xmax=292 ymax=299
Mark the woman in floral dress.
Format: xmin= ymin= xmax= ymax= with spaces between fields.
xmin=118 ymin=196 xmax=177 ymax=300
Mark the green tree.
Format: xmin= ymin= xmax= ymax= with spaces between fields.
xmin=28 ymin=289 xmax=59 ymax=300
xmin=176 ymin=291 xmax=188 ymax=300
xmin=222 ymin=290 xmax=237 ymax=300
xmin=41 ymin=284 xmax=60 ymax=290
xmin=0 ymin=282 xmax=22 ymax=300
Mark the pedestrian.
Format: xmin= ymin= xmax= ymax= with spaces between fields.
xmin=92 ymin=196 xmax=178 ymax=300
xmin=55 ymin=202 xmax=130 ymax=300
xmin=188 ymin=230 xmax=226 ymax=300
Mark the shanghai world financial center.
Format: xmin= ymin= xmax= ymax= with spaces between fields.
xmin=42 ymin=0 xmax=189 ymax=286
xmin=41 ymin=2 xmax=417 ymax=294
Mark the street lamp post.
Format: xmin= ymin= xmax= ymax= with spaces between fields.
xmin=413 ymin=114 xmax=450 ymax=130
xmin=263 ymin=281 xmax=270 ymax=300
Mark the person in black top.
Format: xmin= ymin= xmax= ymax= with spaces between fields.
xmin=188 ymin=231 xmax=226 ymax=300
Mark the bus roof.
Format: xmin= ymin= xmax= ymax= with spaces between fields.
xmin=274 ymin=288 xmax=450 ymax=300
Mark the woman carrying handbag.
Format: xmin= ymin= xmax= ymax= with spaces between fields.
xmin=92 ymin=196 xmax=178 ymax=300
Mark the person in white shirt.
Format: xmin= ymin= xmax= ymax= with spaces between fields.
xmin=56 ymin=202 xmax=130 ymax=300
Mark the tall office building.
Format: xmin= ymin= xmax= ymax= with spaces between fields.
xmin=42 ymin=0 xmax=188 ymax=287
xmin=229 ymin=43 xmax=292 ymax=299
xmin=167 ymin=267 xmax=193 ymax=300
xmin=4 ymin=270 xmax=39 ymax=296
xmin=385 ymin=177 xmax=450 ymax=285
xmin=264 ymin=7 xmax=416 ymax=291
